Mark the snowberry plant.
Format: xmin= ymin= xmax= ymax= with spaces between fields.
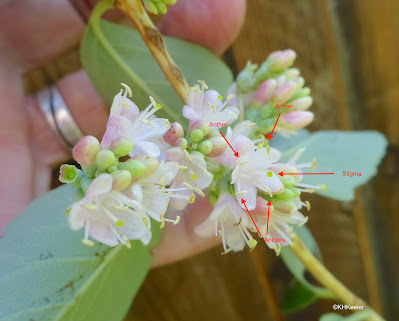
xmin=0 ymin=1 xmax=387 ymax=321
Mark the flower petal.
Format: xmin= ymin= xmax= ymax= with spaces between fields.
xmin=86 ymin=174 xmax=113 ymax=198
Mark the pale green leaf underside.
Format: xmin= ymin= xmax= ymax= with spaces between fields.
xmin=81 ymin=20 xmax=233 ymax=126
xmin=0 ymin=185 xmax=161 ymax=321
xmin=272 ymin=130 xmax=387 ymax=201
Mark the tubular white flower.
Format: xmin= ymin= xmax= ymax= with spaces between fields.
xmin=166 ymin=147 xmax=213 ymax=210
xmin=230 ymin=135 xmax=284 ymax=210
xmin=68 ymin=174 xmax=149 ymax=247
xmin=182 ymin=82 xmax=240 ymax=129
xmin=195 ymin=193 xmax=257 ymax=253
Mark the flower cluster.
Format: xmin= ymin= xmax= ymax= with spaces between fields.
xmin=60 ymin=49 xmax=325 ymax=255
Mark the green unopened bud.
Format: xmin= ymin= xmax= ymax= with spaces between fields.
xmin=237 ymin=61 xmax=258 ymax=93
xmin=206 ymin=137 xmax=227 ymax=157
xmin=190 ymin=151 xmax=205 ymax=158
xmin=271 ymin=199 xmax=296 ymax=214
xmin=121 ymin=160 xmax=146 ymax=177
xmin=174 ymin=138 xmax=188 ymax=149
xmin=287 ymin=187 xmax=301 ymax=198
xmin=111 ymin=170 xmax=132 ymax=191
xmin=81 ymin=164 xmax=97 ymax=177
xmin=276 ymin=188 xmax=295 ymax=200
xmin=72 ymin=135 xmax=100 ymax=166
xmin=163 ymin=0 xmax=176 ymax=5
xmin=291 ymin=87 xmax=311 ymax=100
xmin=155 ymin=1 xmax=167 ymax=14
xmin=259 ymin=106 xmax=272 ymax=119
xmin=144 ymin=0 xmax=158 ymax=14
xmin=199 ymin=140 xmax=213 ymax=155
xmin=191 ymin=129 xmax=204 ymax=142
xmin=72 ymin=188 xmax=85 ymax=202
xmin=110 ymin=137 xmax=133 ymax=158
xmin=59 ymin=164 xmax=84 ymax=188
xmin=96 ymin=150 xmax=116 ymax=171
xmin=81 ymin=177 xmax=94 ymax=193
xmin=279 ymin=175 xmax=296 ymax=187
xmin=107 ymin=166 xmax=118 ymax=173
xmin=207 ymin=130 xmax=220 ymax=138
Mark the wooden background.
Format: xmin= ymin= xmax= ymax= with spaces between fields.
xmin=24 ymin=0 xmax=399 ymax=320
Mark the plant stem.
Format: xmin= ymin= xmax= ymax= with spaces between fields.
xmin=114 ymin=0 xmax=189 ymax=104
xmin=290 ymin=234 xmax=385 ymax=321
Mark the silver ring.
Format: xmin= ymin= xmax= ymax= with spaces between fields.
xmin=37 ymin=86 xmax=83 ymax=150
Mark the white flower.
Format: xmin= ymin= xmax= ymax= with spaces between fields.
xmin=166 ymin=147 xmax=213 ymax=210
xmin=101 ymin=85 xmax=169 ymax=158
xmin=182 ymin=82 xmax=240 ymax=129
xmin=208 ymin=120 xmax=254 ymax=167
xmin=231 ymin=135 xmax=284 ymax=210
xmin=195 ymin=193 xmax=257 ymax=253
xmin=68 ymin=174 xmax=149 ymax=247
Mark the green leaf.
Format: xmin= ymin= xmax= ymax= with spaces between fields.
xmin=0 ymin=185 xmax=161 ymax=321
xmin=272 ymin=130 xmax=387 ymax=201
xmin=80 ymin=3 xmax=233 ymax=126
xmin=279 ymin=226 xmax=334 ymax=313
xmin=279 ymin=279 xmax=318 ymax=313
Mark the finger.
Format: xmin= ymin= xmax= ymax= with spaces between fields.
xmin=151 ymin=197 xmax=220 ymax=268
xmin=27 ymin=70 xmax=109 ymax=168
xmin=158 ymin=0 xmax=247 ymax=55
xmin=0 ymin=55 xmax=33 ymax=235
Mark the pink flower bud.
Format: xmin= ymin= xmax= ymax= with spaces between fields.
xmin=291 ymin=97 xmax=313 ymax=111
xmin=254 ymin=79 xmax=277 ymax=104
xmin=281 ymin=111 xmax=314 ymax=129
xmin=206 ymin=137 xmax=227 ymax=157
xmin=72 ymin=135 xmax=100 ymax=166
xmin=268 ymin=49 xmax=297 ymax=71
xmin=272 ymin=81 xmax=297 ymax=103
xmin=284 ymin=68 xmax=300 ymax=79
xmin=163 ymin=122 xmax=184 ymax=145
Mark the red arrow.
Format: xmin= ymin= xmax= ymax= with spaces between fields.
xmin=266 ymin=201 xmax=271 ymax=235
xmin=220 ymin=132 xmax=239 ymax=157
xmin=279 ymin=172 xmax=335 ymax=177
xmin=267 ymin=113 xmax=281 ymax=140
xmin=241 ymin=199 xmax=262 ymax=237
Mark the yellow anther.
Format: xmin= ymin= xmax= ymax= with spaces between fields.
xmin=215 ymin=229 xmax=222 ymax=239
xmin=203 ymin=169 xmax=213 ymax=179
xmin=217 ymin=95 xmax=223 ymax=100
xmin=208 ymin=103 xmax=217 ymax=112
xmin=263 ymin=185 xmax=273 ymax=197
xmin=120 ymin=83 xmax=132 ymax=97
xmin=320 ymin=184 xmax=327 ymax=191
xmin=177 ymin=165 xmax=188 ymax=170
xmin=198 ymin=80 xmax=208 ymax=89
xmin=82 ymin=239 xmax=94 ymax=247
xmin=140 ymin=119 xmax=154 ymax=128
xmin=194 ymin=188 xmax=205 ymax=197
xmin=149 ymin=96 xmax=156 ymax=107
xmin=236 ymin=159 xmax=248 ymax=165
xmin=267 ymin=145 xmax=270 ymax=156
xmin=165 ymin=119 xmax=170 ymax=129
xmin=189 ymin=194 xmax=196 ymax=204
xmin=141 ymin=215 xmax=149 ymax=227
xmin=64 ymin=205 xmax=72 ymax=215
xmin=155 ymin=103 xmax=162 ymax=109
xmin=81 ymin=203 xmax=97 ymax=210
xmin=182 ymin=182 xmax=194 ymax=190
xmin=248 ymin=239 xmax=258 ymax=248
xmin=274 ymin=244 xmax=281 ymax=256
xmin=305 ymin=188 xmax=316 ymax=194
xmin=248 ymin=122 xmax=256 ymax=127
xmin=173 ymin=216 xmax=181 ymax=225
xmin=184 ymin=150 xmax=192 ymax=161
xmin=256 ymin=143 xmax=264 ymax=149
xmin=235 ymin=190 xmax=247 ymax=196
xmin=160 ymin=215 xmax=165 ymax=229
xmin=226 ymin=94 xmax=235 ymax=101
xmin=190 ymin=87 xmax=201 ymax=93
xmin=122 ymin=235 xmax=131 ymax=249
xmin=121 ymin=101 xmax=130 ymax=109
xmin=233 ymin=218 xmax=242 ymax=226
xmin=227 ymin=111 xmax=238 ymax=119
xmin=299 ymin=216 xmax=309 ymax=227
xmin=221 ymin=248 xmax=232 ymax=255
xmin=309 ymin=157 xmax=317 ymax=170
xmin=305 ymin=201 xmax=311 ymax=211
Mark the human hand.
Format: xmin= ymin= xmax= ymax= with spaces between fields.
xmin=0 ymin=0 xmax=246 ymax=267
